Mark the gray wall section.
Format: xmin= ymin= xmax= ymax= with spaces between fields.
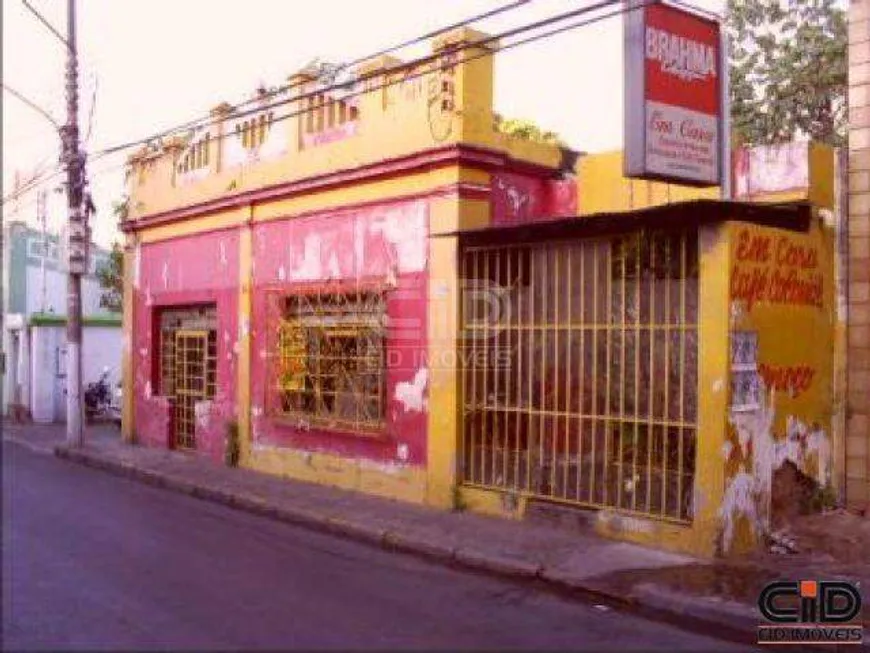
xmin=8 ymin=224 xmax=28 ymax=314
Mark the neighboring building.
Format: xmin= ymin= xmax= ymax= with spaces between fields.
xmin=847 ymin=0 xmax=870 ymax=512
xmin=120 ymin=28 xmax=839 ymax=557
xmin=2 ymin=219 xmax=122 ymax=422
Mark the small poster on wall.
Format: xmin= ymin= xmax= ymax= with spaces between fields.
xmin=730 ymin=330 xmax=760 ymax=412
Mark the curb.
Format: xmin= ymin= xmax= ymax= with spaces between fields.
xmin=54 ymin=444 xmax=807 ymax=649
xmin=3 ymin=435 xmax=58 ymax=456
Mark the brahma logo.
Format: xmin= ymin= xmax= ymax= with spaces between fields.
xmin=645 ymin=26 xmax=717 ymax=82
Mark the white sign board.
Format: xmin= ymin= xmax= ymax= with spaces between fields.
xmin=624 ymin=0 xmax=723 ymax=186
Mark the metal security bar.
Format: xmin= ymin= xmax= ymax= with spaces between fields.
xmin=460 ymin=229 xmax=699 ymax=522
xmin=157 ymin=306 xmax=218 ymax=450
xmin=174 ymin=330 xmax=209 ymax=449
xmin=160 ymin=328 xmax=176 ymax=397
xmin=159 ymin=306 xmax=218 ymax=397
xmin=274 ymin=291 xmax=386 ymax=433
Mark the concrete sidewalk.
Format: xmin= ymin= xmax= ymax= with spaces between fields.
xmin=4 ymin=420 xmax=865 ymax=648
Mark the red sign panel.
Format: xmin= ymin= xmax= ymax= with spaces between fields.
xmin=624 ymin=1 xmax=722 ymax=186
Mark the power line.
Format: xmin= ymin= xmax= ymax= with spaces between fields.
xmin=9 ymin=0 xmax=651 ymax=209
xmin=84 ymin=74 xmax=99 ymax=143
xmin=21 ymin=0 xmax=71 ymax=50
xmin=2 ymin=83 xmax=62 ymax=129
xmin=1 ymin=149 xmax=116 ymax=206
xmin=95 ymin=0 xmax=533 ymax=154
xmin=5 ymin=154 xmax=127 ymax=217
xmin=98 ymin=0 xmax=633 ymax=161
xmin=9 ymin=1 xmax=593 ymax=207
xmin=97 ymin=0 xmax=625 ymax=158
xmin=7 ymin=0 xmax=657 ymax=212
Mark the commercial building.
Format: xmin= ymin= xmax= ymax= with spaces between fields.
xmin=120 ymin=28 xmax=840 ymax=556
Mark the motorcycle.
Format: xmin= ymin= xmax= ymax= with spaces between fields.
xmin=84 ymin=367 xmax=115 ymax=424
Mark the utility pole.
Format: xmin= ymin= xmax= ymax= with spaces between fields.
xmin=63 ymin=0 xmax=86 ymax=447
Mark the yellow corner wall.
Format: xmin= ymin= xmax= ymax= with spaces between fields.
xmin=577 ymin=151 xmax=719 ymax=216
xmin=722 ymin=216 xmax=836 ymax=554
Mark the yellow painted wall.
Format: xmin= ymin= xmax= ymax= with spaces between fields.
xmin=125 ymin=27 xmax=562 ymax=224
xmin=577 ymin=150 xmax=719 ymax=216
xmin=722 ymin=215 xmax=836 ymax=554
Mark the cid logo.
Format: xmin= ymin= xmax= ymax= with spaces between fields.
xmin=758 ymin=580 xmax=861 ymax=624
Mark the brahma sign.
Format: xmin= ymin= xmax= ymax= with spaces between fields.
xmin=624 ymin=0 xmax=722 ymax=186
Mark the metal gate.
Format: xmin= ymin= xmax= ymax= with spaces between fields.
xmin=173 ymin=330 xmax=209 ymax=449
xmin=460 ymin=229 xmax=699 ymax=522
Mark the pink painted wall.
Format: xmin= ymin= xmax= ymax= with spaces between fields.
xmin=250 ymin=199 xmax=430 ymax=465
xmin=491 ymin=172 xmax=577 ymax=226
xmin=132 ymin=229 xmax=240 ymax=460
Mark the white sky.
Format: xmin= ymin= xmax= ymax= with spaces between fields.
xmin=2 ymin=0 xmax=724 ymax=248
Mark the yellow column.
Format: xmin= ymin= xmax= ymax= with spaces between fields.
xmin=237 ymin=213 xmax=254 ymax=463
xmin=427 ymin=233 xmax=460 ymax=508
xmin=426 ymin=193 xmax=489 ymax=508
xmin=693 ymin=223 xmax=732 ymax=556
xmin=121 ymin=236 xmax=137 ymax=443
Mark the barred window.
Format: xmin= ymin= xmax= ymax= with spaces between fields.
xmin=275 ymin=291 xmax=386 ymax=433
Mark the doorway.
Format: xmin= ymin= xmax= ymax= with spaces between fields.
xmin=158 ymin=306 xmax=217 ymax=449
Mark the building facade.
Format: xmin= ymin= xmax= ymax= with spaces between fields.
xmin=2 ymin=220 xmax=122 ymax=422
xmin=121 ymin=28 xmax=841 ymax=556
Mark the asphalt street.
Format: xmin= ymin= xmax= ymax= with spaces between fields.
xmin=2 ymin=441 xmax=757 ymax=651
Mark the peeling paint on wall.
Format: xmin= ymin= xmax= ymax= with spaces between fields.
xmin=290 ymin=234 xmax=323 ymax=281
xmin=394 ymin=367 xmax=428 ymax=413
xmin=249 ymin=199 xmax=429 ymax=468
xmin=133 ymin=243 xmax=141 ymax=289
xmin=721 ymin=385 xmax=832 ymax=553
xmin=369 ymin=201 xmax=427 ymax=274
xmin=327 ymin=252 xmax=341 ymax=279
xmin=195 ymin=401 xmax=211 ymax=429
xmin=132 ymin=231 xmax=240 ymax=463
xmin=491 ymin=172 xmax=578 ymax=226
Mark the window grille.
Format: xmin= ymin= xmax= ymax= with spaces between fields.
xmin=273 ymin=291 xmax=386 ymax=433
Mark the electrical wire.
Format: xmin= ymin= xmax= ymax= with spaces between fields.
xmin=96 ymin=0 xmax=639 ymax=162
xmin=21 ymin=0 xmax=71 ymax=50
xmin=84 ymin=73 xmax=99 ymax=143
xmin=2 ymin=83 xmax=62 ymax=129
xmin=8 ymin=0 xmax=665 ymax=211
xmin=6 ymin=0 xmax=535 ymax=207
xmin=89 ymin=0 xmax=535 ymax=154
xmin=96 ymin=0 xmax=626 ymax=158
xmin=1 ymin=149 xmax=115 ymax=206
